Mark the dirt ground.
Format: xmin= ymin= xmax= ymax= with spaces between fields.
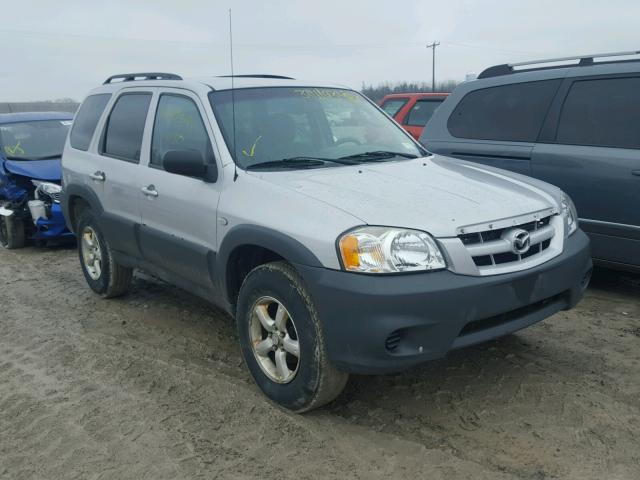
xmin=0 ymin=244 xmax=638 ymax=480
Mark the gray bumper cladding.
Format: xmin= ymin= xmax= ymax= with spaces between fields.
xmin=296 ymin=230 xmax=592 ymax=374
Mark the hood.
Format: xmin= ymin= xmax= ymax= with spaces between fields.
xmin=3 ymin=158 xmax=62 ymax=181
xmin=254 ymin=155 xmax=561 ymax=237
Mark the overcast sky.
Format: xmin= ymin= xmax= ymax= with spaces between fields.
xmin=2 ymin=0 xmax=639 ymax=101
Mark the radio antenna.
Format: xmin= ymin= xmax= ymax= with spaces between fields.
xmin=229 ymin=8 xmax=238 ymax=181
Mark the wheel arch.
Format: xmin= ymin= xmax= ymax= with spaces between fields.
xmin=217 ymin=225 xmax=323 ymax=311
xmin=61 ymin=183 xmax=103 ymax=234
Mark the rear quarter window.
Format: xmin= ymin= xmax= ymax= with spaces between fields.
xmin=556 ymin=76 xmax=640 ymax=149
xmin=447 ymin=80 xmax=561 ymax=142
xmin=69 ymin=94 xmax=112 ymax=151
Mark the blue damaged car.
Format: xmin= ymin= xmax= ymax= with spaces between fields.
xmin=0 ymin=112 xmax=74 ymax=248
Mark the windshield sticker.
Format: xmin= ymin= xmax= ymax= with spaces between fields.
xmin=242 ymin=135 xmax=262 ymax=157
xmin=4 ymin=142 xmax=25 ymax=156
xmin=60 ymin=120 xmax=73 ymax=126
xmin=294 ymin=88 xmax=359 ymax=102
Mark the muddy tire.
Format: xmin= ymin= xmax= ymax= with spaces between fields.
xmin=77 ymin=209 xmax=133 ymax=298
xmin=237 ymin=261 xmax=348 ymax=412
xmin=0 ymin=215 xmax=26 ymax=249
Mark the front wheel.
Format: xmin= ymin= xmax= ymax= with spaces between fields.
xmin=237 ymin=261 xmax=348 ymax=412
xmin=0 ymin=214 xmax=25 ymax=249
xmin=77 ymin=209 xmax=133 ymax=298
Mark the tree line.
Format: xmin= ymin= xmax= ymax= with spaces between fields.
xmin=361 ymin=80 xmax=460 ymax=102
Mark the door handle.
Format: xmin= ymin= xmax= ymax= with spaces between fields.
xmin=632 ymin=170 xmax=640 ymax=177
xmin=141 ymin=185 xmax=158 ymax=197
xmin=89 ymin=171 xmax=105 ymax=182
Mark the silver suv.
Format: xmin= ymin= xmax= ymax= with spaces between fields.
xmin=61 ymin=73 xmax=592 ymax=411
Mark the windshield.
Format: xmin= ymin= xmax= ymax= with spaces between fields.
xmin=209 ymin=87 xmax=424 ymax=169
xmin=0 ymin=120 xmax=71 ymax=160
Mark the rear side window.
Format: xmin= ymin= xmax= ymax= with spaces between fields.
xmin=557 ymin=77 xmax=640 ymax=149
xmin=70 ymin=94 xmax=111 ymax=151
xmin=102 ymin=93 xmax=152 ymax=162
xmin=448 ymin=80 xmax=561 ymax=142
xmin=404 ymin=99 xmax=444 ymax=126
xmin=151 ymin=94 xmax=213 ymax=168
xmin=381 ymin=98 xmax=407 ymax=117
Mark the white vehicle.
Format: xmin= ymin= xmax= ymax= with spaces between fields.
xmin=61 ymin=73 xmax=592 ymax=411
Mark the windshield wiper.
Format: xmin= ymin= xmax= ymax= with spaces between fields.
xmin=339 ymin=151 xmax=419 ymax=162
xmin=246 ymin=156 xmax=358 ymax=170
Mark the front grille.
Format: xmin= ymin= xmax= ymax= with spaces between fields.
xmin=459 ymin=215 xmax=555 ymax=268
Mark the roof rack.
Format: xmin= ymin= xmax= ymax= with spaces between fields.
xmin=478 ymin=50 xmax=640 ymax=79
xmin=218 ymin=74 xmax=295 ymax=80
xmin=103 ymin=72 xmax=183 ymax=84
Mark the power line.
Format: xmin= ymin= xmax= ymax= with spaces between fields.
xmin=440 ymin=41 xmax=543 ymax=56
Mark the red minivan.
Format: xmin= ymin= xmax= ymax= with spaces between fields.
xmin=379 ymin=93 xmax=449 ymax=140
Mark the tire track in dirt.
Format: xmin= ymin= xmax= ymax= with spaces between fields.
xmin=1 ymin=246 xmax=639 ymax=479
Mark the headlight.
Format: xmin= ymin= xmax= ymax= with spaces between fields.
xmin=561 ymin=192 xmax=578 ymax=236
xmin=338 ymin=226 xmax=446 ymax=273
xmin=32 ymin=180 xmax=62 ymax=202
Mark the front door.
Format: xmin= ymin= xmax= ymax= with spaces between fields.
xmin=137 ymin=89 xmax=222 ymax=288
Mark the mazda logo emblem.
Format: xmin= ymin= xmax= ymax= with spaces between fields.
xmin=502 ymin=228 xmax=531 ymax=255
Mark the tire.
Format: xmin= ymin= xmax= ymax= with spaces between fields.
xmin=0 ymin=215 xmax=26 ymax=249
xmin=76 ymin=209 xmax=133 ymax=298
xmin=237 ymin=261 xmax=348 ymax=412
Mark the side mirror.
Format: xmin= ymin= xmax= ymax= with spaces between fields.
xmin=162 ymin=150 xmax=218 ymax=182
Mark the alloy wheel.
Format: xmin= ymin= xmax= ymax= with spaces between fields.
xmin=81 ymin=226 xmax=103 ymax=280
xmin=249 ymin=296 xmax=300 ymax=384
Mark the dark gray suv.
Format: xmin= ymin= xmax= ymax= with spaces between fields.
xmin=421 ymin=51 xmax=640 ymax=272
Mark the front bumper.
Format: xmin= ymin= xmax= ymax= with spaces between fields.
xmin=32 ymin=203 xmax=73 ymax=240
xmin=296 ymin=229 xmax=592 ymax=374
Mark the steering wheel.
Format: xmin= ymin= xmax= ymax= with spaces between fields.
xmin=335 ymin=137 xmax=362 ymax=147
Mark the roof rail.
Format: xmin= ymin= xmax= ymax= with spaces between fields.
xmin=103 ymin=72 xmax=183 ymax=84
xmin=478 ymin=50 xmax=640 ymax=79
xmin=218 ymin=74 xmax=295 ymax=80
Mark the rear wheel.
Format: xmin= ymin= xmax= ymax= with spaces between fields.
xmin=77 ymin=209 xmax=133 ymax=298
xmin=0 ymin=215 xmax=25 ymax=249
xmin=237 ymin=261 xmax=348 ymax=412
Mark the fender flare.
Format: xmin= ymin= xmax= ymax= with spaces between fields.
xmin=216 ymin=224 xmax=323 ymax=304
xmin=61 ymin=183 xmax=104 ymax=232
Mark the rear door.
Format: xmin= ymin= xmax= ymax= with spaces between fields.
xmin=533 ymin=75 xmax=640 ymax=265
xmin=424 ymin=80 xmax=563 ymax=176
xmin=137 ymin=88 xmax=222 ymax=289
xmin=94 ymin=88 xmax=153 ymax=257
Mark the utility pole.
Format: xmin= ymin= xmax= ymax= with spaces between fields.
xmin=426 ymin=41 xmax=440 ymax=92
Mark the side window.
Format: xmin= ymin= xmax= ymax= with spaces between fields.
xmin=404 ymin=99 xmax=444 ymax=126
xmin=102 ymin=93 xmax=152 ymax=162
xmin=448 ymin=80 xmax=561 ymax=142
xmin=381 ymin=98 xmax=408 ymax=117
xmin=557 ymin=77 xmax=640 ymax=149
xmin=151 ymin=94 xmax=213 ymax=169
xmin=70 ymin=94 xmax=111 ymax=151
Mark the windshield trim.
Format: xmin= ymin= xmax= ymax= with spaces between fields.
xmin=207 ymin=86 xmax=428 ymax=172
